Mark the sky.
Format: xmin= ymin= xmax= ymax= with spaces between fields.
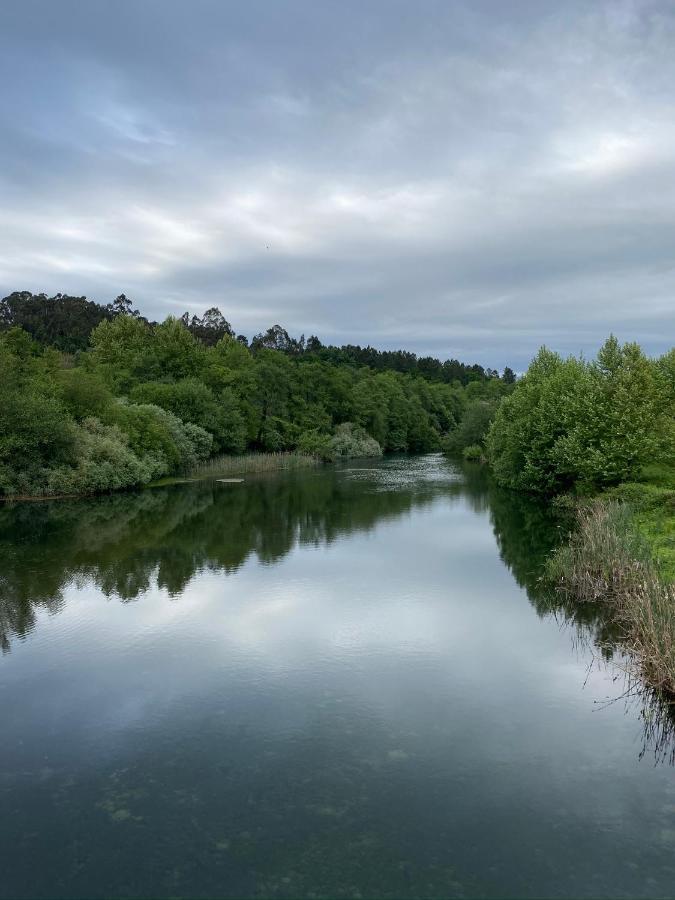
xmin=1 ymin=0 xmax=674 ymax=369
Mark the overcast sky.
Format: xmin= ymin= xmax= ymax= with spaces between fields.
xmin=1 ymin=0 xmax=673 ymax=368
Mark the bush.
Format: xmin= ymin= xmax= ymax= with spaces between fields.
xmin=104 ymin=401 xmax=213 ymax=478
xmin=463 ymin=444 xmax=484 ymax=462
xmin=182 ymin=422 xmax=213 ymax=463
xmin=44 ymin=418 xmax=151 ymax=495
xmin=330 ymin=423 xmax=382 ymax=459
xmin=297 ymin=429 xmax=335 ymax=462
xmin=444 ymin=399 xmax=498 ymax=453
xmin=130 ymin=379 xmax=245 ymax=453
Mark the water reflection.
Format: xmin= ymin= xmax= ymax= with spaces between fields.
xmin=4 ymin=455 xmax=675 ymax=899
xmin=2 ymin=455 xmax=674 ymax=766
xmin=0 ymin=458 xmax=474 ymax=651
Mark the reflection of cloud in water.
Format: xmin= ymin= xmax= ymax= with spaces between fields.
xmin=0 ymin=456 xmax=474 ymax=650
xmin=3 ymin=454 xmax=675 ymax=766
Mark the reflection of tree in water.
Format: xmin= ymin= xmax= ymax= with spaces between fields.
xmin=4 ymin=458 xmax=674 ymax=763
xmin=475 ymin=461 xmax=675 ymax=764
xmin=0 ymin=466 xmax=465 ymax=652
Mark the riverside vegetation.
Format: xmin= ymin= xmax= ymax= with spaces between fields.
xmin=482 ymin=338 xmax=675 ymax=703
xmin=1 ymin=290 xmax=673 ymax=697
xmin=0 ymin=291 xmax=511 ymax=497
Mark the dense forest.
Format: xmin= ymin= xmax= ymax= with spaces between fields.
xmin=0 ymin=291 xmax=513 ymax=497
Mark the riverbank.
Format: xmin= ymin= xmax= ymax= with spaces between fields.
xmin=546 ymin=467 xmax=675 ymax=697
xmin=0 ymin=451 xmax=322 ymax=501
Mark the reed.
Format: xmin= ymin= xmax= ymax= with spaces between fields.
xmin=547 ymin=499 xmax=675 ymax=696
xmin=190 ymin=451 xmax=320 ymax=478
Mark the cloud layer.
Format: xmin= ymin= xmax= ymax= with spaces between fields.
xmin=1 ymin=0 xmax=673 ymax=367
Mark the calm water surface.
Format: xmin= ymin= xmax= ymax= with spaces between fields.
xmin=1 ymin=455 xmax=675 ymax=899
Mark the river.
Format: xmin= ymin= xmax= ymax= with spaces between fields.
xmin=1 ymin=455 xmax=674 ymax=898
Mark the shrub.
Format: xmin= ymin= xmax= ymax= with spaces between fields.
xmin=463 ymin=444 xmax=484 ymax=462
xmin=45 ymin=418 xmax=151 ymax=495
xmin=105 ymin=401 xmax=213 ymax=478
xmin=330 ymin=423 xmax=382 ymax=459
xmin=444 ymin=400 xmax=498 ymax=454
xmin=297 ymin=429 xmax=335 ymax=462
xmin=130 ymin=379 xmax=245 ymax=453
xmin=182 ymin=422 xmax=213 ymax=463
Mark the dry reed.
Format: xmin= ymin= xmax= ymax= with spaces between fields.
xmin=548 ymin=499 xmax=675 ymax=696
xmin=190 ymin=451 xmax=320 ymax=478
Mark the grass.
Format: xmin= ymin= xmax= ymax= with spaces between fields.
xmin=605 ymin=463 xmax=675 ymax=582
xmin=547 ymin=498 xmax=675 ymax=696
xmin=189 ymin=451 xmax=321 ymax=478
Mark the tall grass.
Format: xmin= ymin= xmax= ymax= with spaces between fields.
xmin=547 ymin=499 xmax=675 ymax=695
xmin=190 ymin=451 xmax=320 ymax=478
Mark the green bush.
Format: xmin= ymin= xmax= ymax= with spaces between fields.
xmin=487 ymin=338 xmax=670 ymax=494
xmin=45 ymin=418 xmax=151 ymax=495
xmin=444 ymin=399 xmax=498 ymax=454
xmin=0 ymin=335 xmax=76 ymax=494
xmin=56 ymin=368 xmax=113 ymax=420
xmin=297 ymin=429 xmax=335 ymax=462
xmin=462 ymin=444 xmax=484 ymax=462
xmin=330 ymin=423 xmax=382 ymax=459
xmin=130 ymin=378 xmax=245 ymax=453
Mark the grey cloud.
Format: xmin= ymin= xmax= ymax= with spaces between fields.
xmin=0 ymin=0 xmax=674 ymax=369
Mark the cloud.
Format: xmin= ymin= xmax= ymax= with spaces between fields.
xmin=0 ymin=0 xmax=673 ymax=368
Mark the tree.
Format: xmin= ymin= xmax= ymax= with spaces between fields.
xmin=187 ymin=307 xmax=234 ymax=346
xmin=251 ymin=325 xmax=302 ymax=355
xmin=0 ymin=291 xmax=112 ymax=353
xmin=0 ymin=331 xmax=75 ymax=493
xmin=108 ymin=294 xmax=140 ymax=318
xmin=487 ymin=338 xmax=669 ymax=493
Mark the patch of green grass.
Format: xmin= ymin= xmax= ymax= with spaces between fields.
xmin=605 ymin=464 xmax=675 ymax=582
xmin=635 ymin=505 xmax=675 ymax=583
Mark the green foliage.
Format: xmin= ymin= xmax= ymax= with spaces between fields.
xmin=330 ymin=423 xmax=382 ymax=459
xmin=88 ymin=315 xmax=153 ymax=390
xmin=463 ymin=444 xmax=484 ymax=461
xmin=129 ymin=379 xmax=245 ymax=453
xmin=444 ymin=399 xmax=498 ymax=453
xmin=151 ymin=317 xmax=205 ymax=379
xmin=0 ymin=291 xmax=112 ymax=353
xmin=44 ymin=418 xmax=151 ymax=495
xmin=104 ymin=402 xmax=212 ymax=478
xmin=56 ymin=368 xmax=113 ymax=420
xmin=0 ymin=292 xmax=517 ymax=497
xmin=297 ymin=430 xmax=335 ymax=462
xmin=0 ymin=332 xmax=76 ymax=494
xmin=486 ymin=338 xmax=673 ymax=494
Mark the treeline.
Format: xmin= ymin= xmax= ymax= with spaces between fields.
xmin=0 ymin=291 xmax=514 ymax=497
xmin=0 ymin=291 xmax=508 ymax=385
